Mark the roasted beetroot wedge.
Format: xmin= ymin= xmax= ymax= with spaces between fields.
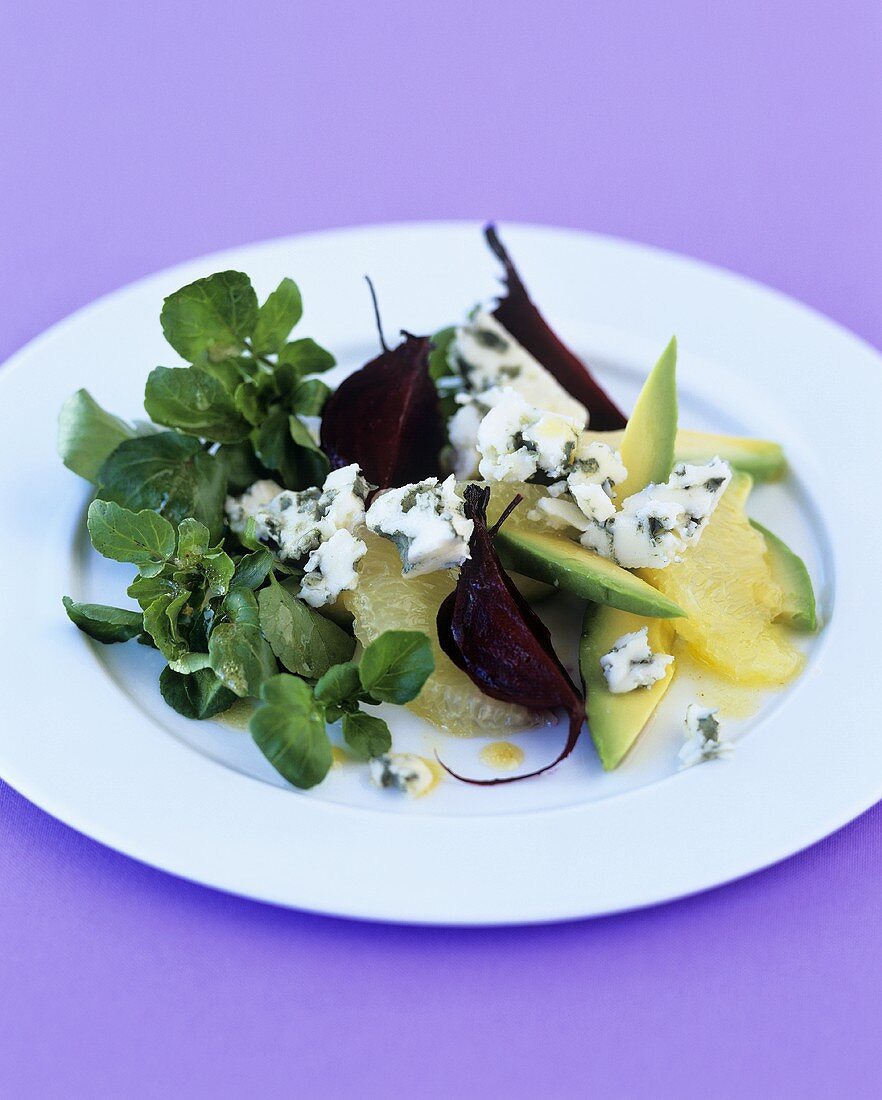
xmin=436 ymin=485 xmax=586 ymax=785
xmin=320 ymin=286 xmax=445 ymax=487
xmin=485 ymin=223 xmax=626 ymax=430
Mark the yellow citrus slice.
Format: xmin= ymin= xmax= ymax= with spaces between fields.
xmin=643 ymin=474 xmax=803 ymax=686
xmin=344 ymin=532 xmax=541 ymax=737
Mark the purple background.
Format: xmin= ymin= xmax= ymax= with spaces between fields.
xmin=2 ymin=2 xmax=881 ymax=1095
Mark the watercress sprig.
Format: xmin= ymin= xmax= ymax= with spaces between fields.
xmin=250 ymin=631 xmax=435 ymax=789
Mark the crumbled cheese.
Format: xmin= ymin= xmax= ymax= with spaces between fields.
xmin=599 ymin=627 xmax=674 ymax=693
xmin=476 ymin=389 xmax=583 ymax=483
xmin=365 ymin=475 xmax=473 ymax=576
xmin=369 ymin=753 xmax=435 ymax=797
xmin=579 ymin=458 xmax=733 ymax=569
xmin=224 ymin=479 xmax=284 ymax=538
xmin=451 ymin=310 xmax=588 ymax=422
xmin=679 ymin=704 xmax=733 ymax=768
xmin=299 ymin=528 xmax=367 ymax=608
xmin=252 ymin=463 xmax=371 ymax=563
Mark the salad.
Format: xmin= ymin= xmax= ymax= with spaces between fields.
xmin=58 ymin=225 xmax=817 ymax=795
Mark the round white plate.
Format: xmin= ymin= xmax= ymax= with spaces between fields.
xmin=0 ymin=222 xmax=878 ymax=925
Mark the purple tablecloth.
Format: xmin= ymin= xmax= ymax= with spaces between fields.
xmin=3 ymin=3 xmax=881 ymax=1095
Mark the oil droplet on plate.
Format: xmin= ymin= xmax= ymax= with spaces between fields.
xmin=479 ymin=741 xmax=525 ymax=772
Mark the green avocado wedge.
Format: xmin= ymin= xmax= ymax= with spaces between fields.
xmin=586 ymin=428 xmax=786 ymax=483
xmin=617 ymin=336 xmax=678 ymax=500
xmin=495 ymin=526 xmax=684 ymax=619
xmin=580 ymin=606 xmax=676 ymax=770
xmin=750 ymin=520 xmax=818 ymax=632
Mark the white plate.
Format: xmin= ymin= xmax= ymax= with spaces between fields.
xmin=0 ymin=222 xmax=877 ymax=925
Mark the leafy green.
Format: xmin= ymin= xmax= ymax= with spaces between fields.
xmin=58 ymin=389 xmax=135 ymax=482
xmin=159 ymin=666 xmax=237 ymax=719
xmin=144 ymin=366 xmax=250 ymax=443
xmin=258 ymin=581 xmax=355 ymax=680
xmin=160 ymin=271 xmax=258 ymax=362
xmin=251 ymin=278 xmax=303 ymax=356
xmin=313 ymin=662 xmax=362 ymax=710
xmin=359 ymin=631 xmax=435 ymax=704
xmin=249 ymin=675 xmax=332 ymax=788
xmin=215 ymin=440 xmax=269 ymax=493
xmin=428 ymin=326 xmax=457 ymax=381
xmin=87 ymin=500 xmax=175 ymax=576
xmin=221 ymin=586 xmax=261 ymax=627
xmin=232 ymin=549 xmax=274 ymax=590
xmin=254 ymin=409 xmax=329 ymax=490
xmin=341 ymin=712 xmax=392 ymax=759
xmin=289 ymin=379 xmax=331 ymax=416
xmin=278 ymin=337 xmax=335 ymax=375
xmin=208 ymin=621 xmax=277 ymax=697
xmin=97 ymin=431 xmax=227 ymax=539
xmin=62 ymin=597 xmax=143 ymax=643
xmin=143 ymin=592 xmax=191 ymax=663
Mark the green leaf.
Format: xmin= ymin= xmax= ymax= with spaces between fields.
xmin=258 ymin=582 xmax=355 ymax=680
xmin=208 ymin=620 xmax=277 ymax=698
xmin=215 ymin=440 xmax=268 ymax=493
xmin=252 ymin=278 xmax=303 ymax=356
xmin=249 ymin=674 xmax=332 ymax=789
xmin=277 ymin=338 xmax=335 ymax=375
xmin=160 ymin=271 xmax=258 ymax=363
xmin=143 ymin=593 xmax=191 ymax=663
xmin=62 ymin=596 xmax=143 ymax=643
xmin=159 ymin=666 xmax=237 ymax=720
xmin=428 ymin=326 xmax=457 ymax=381
xmin=87 ymin=499 xmax=175 ymax=576
xmin=253 ymin=409 xmax=329 ymax=490
xmin=290 ymin=379 xmax=331 ymax=416
xmin=341 ymin=711 xmax=392 ymax=760
xmin=221 ymin=586 xmax=260 ymax=627
xmin=127 ymin=573 xmax=176 ymax=609
xmin=176 ymin=517 xmax=210 ymax=566
xmin=97 ymin=431 xmax=227 ymax=540
xmin=313 ymin=661 xmax=361 ymax=709
xmin=232 ymin=549 xmax=274 ymax=590
xmin=144 ymin=366 xmax=251 ymax=443
xmin=57 ymin=389 xmax=135 ymax=482
xmin=359 ymin=630 xmax=435 ymax=704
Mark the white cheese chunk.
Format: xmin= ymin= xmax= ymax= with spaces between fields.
xmin=365 ymin=475 xmax=473 ymax=577
xmin=369 ymin=753 xmax=435 ymax=797
xmin=224 ymin=479 xmax=284 ymax=539
xmin=253 ymin=463 xmax=371 ymax=564
xmin=451 ymin=311 xmax=588 ymax=422
xmin=476 ymin=389 xmax=583 ymax=483
xmin=599 ymin=627 xmax=674 ymax=694
xmin=299 ymin=528 xmax=367 ymax=608
xmin=579 ymin=458 xmax=733 ymax=569
xmin=679 ymin=704 xmax=733 ymax=768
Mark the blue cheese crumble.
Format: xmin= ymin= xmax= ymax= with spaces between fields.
xmin=226 ymin=464 xmax=372 ymax=565
xmin=365 ymin=475 xmax=474 ymax=577
xmin=299 ymin=528 xmax=367 ymax=608
xmin=444 ymin=311 xmax=588 ymax=478
xmin=452 ymin=311 xmax=588 ymax=421
xmin=579 ymin=458 xmax=733 ymax=569
xmin=679 ymin=704 xmax=733 ymax=768
xmin=224 ymin=479 xmax=283 ymax=539
xmin=599 ymin=627 xmax=674 ymax=693
xmin=476 ymin=390 xmax=584 ymax=483
xmin=369 ymin=753 xmax=435 ymax=797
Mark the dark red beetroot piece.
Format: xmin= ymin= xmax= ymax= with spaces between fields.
xmin=319 ymin=283 xmax=445 ymax=488
xmin=485 ymin=223 xmax=627 ymax=431
xmin=436 ymin=485 xmax=586 ymax=785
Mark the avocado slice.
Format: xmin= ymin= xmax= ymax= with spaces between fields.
xmin=495 ymin=526 xmax=684 ymax=618
xmin=580 ymin=605 xmax=676 ymax=769
xmin=750 ymin=520 xmax=817 ymax=631
xmin=617 ymin=336 xmax=678 ymax=500
xmin=586 ymin=428 xmax=785 ymax=483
